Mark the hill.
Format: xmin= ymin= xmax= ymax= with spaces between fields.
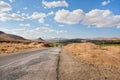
xmin=36 ymin=37 xmax=44 ymax=41
xmin=0 ymin=31 xmax=26 ymax=41
xmin=93 ymin=37 xmax=120 ymax=40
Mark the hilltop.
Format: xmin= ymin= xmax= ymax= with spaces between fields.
xmin=0 ymin=31 xmax=26 ymax=41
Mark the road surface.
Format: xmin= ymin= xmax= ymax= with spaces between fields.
xmin=0 ymin=47 xmax=61 ymax=80
xmin=1 ymin=47 xmax=120 ymax=80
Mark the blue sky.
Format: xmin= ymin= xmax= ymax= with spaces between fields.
xmin=0 ymin=0 xmax=120 ymax=39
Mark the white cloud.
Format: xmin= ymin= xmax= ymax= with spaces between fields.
xmin=0 ymin=1 xmax=12 ymax=12
xmin=42 ymin=0 xmax=68 ymax=8
xmin=38 ymin=18 xmax=44 ymax=23
xmin=0 ymin=11 xmax=53 ymax=23
xmin=19 ymin=23 xmax=31 ymax=27
xmin=102 ymin=0 xmax=110 ymax=6
xmin=59 ymin=24 xmax=64 ymax=27
xmin=35 ymin=27 xmax=66 ymax=33
xmin=0 ymin=1 xmax=28 ymax=22
xmin=44 ymin=24 xmax=50 ymax=27
xmin=23 ymin=7 xmax=28 ymax=10
xmin=16 ymin=11 xmax=20 ymax=14
xmin=0 ymin=27 xmax=67 ymax=39
xmin=54 ymin=9 xmax=85 ymax=24
xmin=30 ymin=12 xmax=46 ymax=19
xmin=56 ymin=30 xmax=67 ymax=34
xmin=54 ymin=9 xmax=120 ymax=28
xmin=36 ymin=27 xmax=54 ymax=32
xmin=9 ymin=0 xmax=14 ymax=3
xmin=83 ymin=9 xmax=120 ymax=28
xmin=21 ymin=13 xmax=29 ymax=17
xmin=0 ymin=13 xmax=24 ymax=21
xmin=47 ymin=11 xmax=54 ymax=16
xmin=117 ymin=26 xmax=120 ymax=28
xmin=30 ymin=12 xmax=46 ymax=23
xmin=29 ymin=11 xmax=55 ymax=23
xmin=0 ymin=28 xmax=42 ymax=39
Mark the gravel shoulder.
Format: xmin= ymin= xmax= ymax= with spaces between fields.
xmin=59 ymin=50 xmax=120 ymax=80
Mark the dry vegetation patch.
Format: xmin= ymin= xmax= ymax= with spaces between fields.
xmin=0 ymin=42 xmax=46 ymax=54
xmin=63 ymin=43 xmax=120 ymax=67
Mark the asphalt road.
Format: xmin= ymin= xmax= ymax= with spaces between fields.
xmin=0 ymin=47 xmax=61 ymax=80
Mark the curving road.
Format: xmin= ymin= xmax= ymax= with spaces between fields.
xmin=0 ymin=47 xmax=61 ymax=80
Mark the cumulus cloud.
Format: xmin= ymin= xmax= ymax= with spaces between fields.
xmin=0 ymin=1 xmax=28 ymax=21
xmin=0 ymin=11 xmax=53 ymax=23
xmin=42 ymin=0 xmax=68 ymax=8
xmin=36 ymin=27 xmax=55 ymax=32
xmin=30 ymin=12 xmax=46 ymax=23
xmin=44 ymin=24 xmax=50 ymax=27
xmin=102 ymin=0 xmax=110 ymax=6
xmin=30 ymin=12 xmax=46 ymax=19
xmin=0 ymin=1 xmax=12 ymax=12
xmin=0 ymin=1 xmax=52 ymax=24
xmin=0 ymin=13 xmax=25 ymax=21
xmin=23 ymin=7 xmax=28 ymax=10
xmin=54 ymin=9 xmax=120 ymax=28
xmin=16 ymin=11 xmax=20 ymax=14
xmin=19 ymin=23 xmax=31 ymax=27
xmin=47 ymin=11 xmax=54 ymax=16
xmin=0 ymin=28 xmax=41 ymax=39
xmin=35 ymin=27 xmax=67 ymax=34
xmin=54 ymin=9 xmax=85 ymax=24
xmin=0 ymin=27 xmax=67 ymax=39
xmin=9 ymin=0 xmax=14 ymax=3
xmin=21 ymin=13 xmax=29 ymax=17
xmin=59 ymin=24 xmax=64 ymax=27
xmin=83 ymin=9 xmax=120 ymax=28
xmin=38 ymin=18 xmax=44 ymax=23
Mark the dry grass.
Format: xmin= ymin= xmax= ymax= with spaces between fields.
xmin=63 ymin=43 xmax=120 ymax=67
xmin=0 ymin=42 xmax=45 ymax=54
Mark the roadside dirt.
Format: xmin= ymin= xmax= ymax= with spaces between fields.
xmin=0 ymin=42 xmax=45 ymax=54
xmin=59 ymin=43 xmax=120 ymax=80
xmin=63 ymin=43 xmax=120 ymax=67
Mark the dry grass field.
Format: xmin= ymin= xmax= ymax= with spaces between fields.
xmin=63 ymin=43 xmax=120 ymax=67
xmin=0 ymin=42 xmax=45 ymax=54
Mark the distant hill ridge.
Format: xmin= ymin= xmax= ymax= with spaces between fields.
xmin=0 ymin=31 xmax=4 ymax=34
xmin=93 ymin=37 xmax=120 ymax=40
xmin=36 ymin=37 xmax=44 ymax=41
xmin=0 ymin=31 xmax=26 ymax=41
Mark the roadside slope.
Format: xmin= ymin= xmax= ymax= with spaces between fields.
xmin=59 ymin=50 xmax=120 ymax=80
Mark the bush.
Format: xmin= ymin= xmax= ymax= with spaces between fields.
xmin=50 ymin=42 xmax=59 ymax=47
